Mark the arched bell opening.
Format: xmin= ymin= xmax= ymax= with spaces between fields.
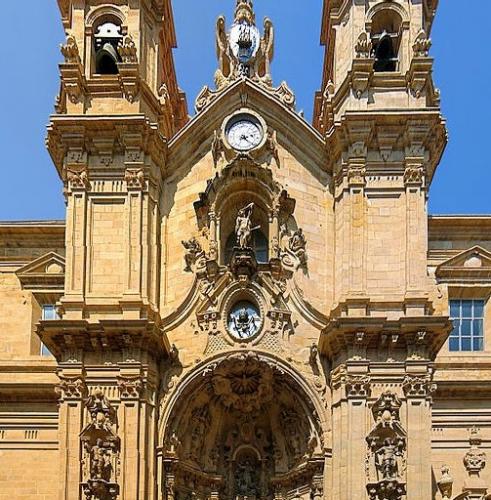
xmin=93 ymin=19 xmax=123 ymax=75
xmin=160 ymin=352 xmax=326 ymax=500
xmin=370 ymin=10 xmax=402 ymax=72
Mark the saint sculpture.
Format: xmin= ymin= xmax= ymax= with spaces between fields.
xmin=235 ymin=202 xmax=259 ymax=248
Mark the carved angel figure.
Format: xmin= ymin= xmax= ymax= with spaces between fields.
xmin=256 ymin=18 xmax=274 ymax=85
xmin=117 ymin=34 xmax=138 ymax=64
xmin=60 ymin=34 xmax=80 ymax=63
xmin=215 ymin=15 xmax=233 ymax=89
xmin=181 ymin=237 xmax=204 ymax=272
xmin=235 ymin=203 xmax=256 ymax=248
xmin=289 ymin=228 xmax=307 ymax=268
xmin=211 ymin=130 xmax=226 ymax=168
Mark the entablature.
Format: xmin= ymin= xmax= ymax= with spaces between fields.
xmin=47 ymin=115 xmax=167 ymax=188
xmin=37 ymin=318 xmax=171 ymax=361
xmin=319 ymin=314 xmax=451 ymax=363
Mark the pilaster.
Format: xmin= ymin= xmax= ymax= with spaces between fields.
xmin=118 ymin=370 xmax=157 ymax=500
xmin=331 ymin=365 xmax=371 ymax=500
xmin=56 ymin=372 xmax=88 ymax=500
xmin=403 ymin=370 xmax=436 ymax=499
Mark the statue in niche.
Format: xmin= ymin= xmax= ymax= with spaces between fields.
xmin=376 ymin=438 xmax=405 ymax=480
xmin=90 ymin=438 xmax=112 ymax=482
xmin=235 ymin=202 xmax=258 ymax=248
xmin=187 ymin=406 xmax=209 ymax=462
xmin=235 ymin=455 xmax=259 ymax=498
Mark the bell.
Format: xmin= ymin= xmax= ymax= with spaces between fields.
xmin=95 ymin=42 xmax=120 ymax=75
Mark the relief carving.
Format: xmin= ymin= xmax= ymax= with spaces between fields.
xmin=355 ymin=32 xmax=372 ymax=59
xmin=402 ymin=374 xmax=436 ymax=398
xmin=403 ymin=165 xmax=425 ymax=186
xmin=164 ymin=353 xmax=325 ymax=498
xmin=56 ymin=376 xmax=88 ymax=400
xmin=66 ymin=166 xmax=90 ymax=191
xmin=196 ymin=1 xmax=296 ymax=112
xmin=280 ymin=227 xmax=308 ymax=272
xmin=211 ymin=353 xmax=274 ymax=412
xmin=344 ymin=374 xmax=371 ymax=399
xmin=464 ymin=428 xmax=487 ymax=476
xmin=118 ymin=376 xmax=143 ymax=400
xmin=124 ymin=167 xmax=145 ymax=190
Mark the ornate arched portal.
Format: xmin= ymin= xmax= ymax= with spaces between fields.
xmin=159 ymin=352 xmax=327 ymax=500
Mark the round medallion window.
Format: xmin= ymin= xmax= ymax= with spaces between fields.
xmin=227 ymin=300 xmax=261 ymax=340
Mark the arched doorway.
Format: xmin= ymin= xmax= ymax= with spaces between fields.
xmin=159 ymin=352 xmax=326 ymax=499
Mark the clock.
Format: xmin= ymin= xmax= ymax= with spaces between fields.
xmin=225 ymin=113 xmax=264 ymax=152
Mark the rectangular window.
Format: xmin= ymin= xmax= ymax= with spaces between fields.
xmin=449 ymin=299 xmax=485 ymax=352
xmin=42 ymin=305 xmax=59 ymax=321
xmin=40 ymin=305 xmax=59 ymax=356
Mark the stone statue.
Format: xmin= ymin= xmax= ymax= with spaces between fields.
xmin=376 ymin=438 xmax=403 ymax=480
xmin=181 ymin=237 xmax=204 ymax=272
xmin=90 ymin=438 xmax=112 ymax=482
xmin=235 ymin=203 xmax=257 ymax=249
xmin=289 ymin=228 xmax=306 ymax=255
xmin=236 ymin=458 xmax=257 ymax=497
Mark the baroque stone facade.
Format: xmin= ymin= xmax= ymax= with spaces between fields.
xmin=0 ymin=1 xmax=490 ymax=499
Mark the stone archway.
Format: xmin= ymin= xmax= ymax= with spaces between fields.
xmin=159 ymin=351 xmax=326 ymax=500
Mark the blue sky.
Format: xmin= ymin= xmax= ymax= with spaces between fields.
xmin=0 ymin=1 xmax=489 ymax=220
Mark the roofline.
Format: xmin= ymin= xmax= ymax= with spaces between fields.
xmin=0 ymin=220 xmax=65 ymax=227
xmin=429 ymin=215 xmax=491 ymax=220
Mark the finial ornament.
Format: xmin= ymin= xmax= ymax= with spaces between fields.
xmin=196 ymin=2 xmax=295 ymax=113
xmin=234 ymin=0 xmax=255 ymax=24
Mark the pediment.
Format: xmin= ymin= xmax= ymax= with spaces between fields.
xmin=16 ymin=252 xmax=65 ymax=290
xmin=168 ymin=78 xmax=328 ymax=181
xmin=436 ymin=246 xmax=491 ymax=281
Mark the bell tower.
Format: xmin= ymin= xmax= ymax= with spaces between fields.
xmin=314 ymin=1 xmax=449 ymax=500
xmin=55 ymin=0 xmax=187 ymax=132
xmin=42 ymin=2 xmax=187 ymax=499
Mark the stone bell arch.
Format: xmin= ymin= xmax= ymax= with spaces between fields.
xmin=157 ymin=350 xmax=329 ymax=500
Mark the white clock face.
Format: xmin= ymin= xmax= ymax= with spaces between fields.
xmin=226 ymin=115 xmax=263 ymax=151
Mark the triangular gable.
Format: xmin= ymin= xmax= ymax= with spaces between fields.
xmin=436 ymin=246 xmax=491 ymax=282
xmin=16 ymin=252 xmax=65 ymax=290
xmin=168 ymin=78 xmax=328 ymax=181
